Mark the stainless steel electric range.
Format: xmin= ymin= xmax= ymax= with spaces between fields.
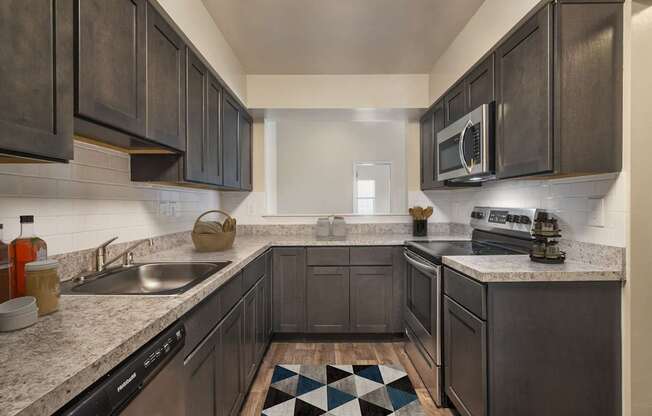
xmin=403 ymin=206 xmax=543 ymax=407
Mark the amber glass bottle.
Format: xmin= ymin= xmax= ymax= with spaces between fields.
xmin=9 ymin=216 xmax=47 ymax=298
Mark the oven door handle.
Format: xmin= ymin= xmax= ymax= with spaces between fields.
xmin=403 ymin=249 xmax=438 ymax=275
xmin=458 ymin=119 xmax=473 ymax=174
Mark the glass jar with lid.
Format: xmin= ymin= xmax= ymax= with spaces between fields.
xmin=25 ymin=260 xmax=59 ymax=316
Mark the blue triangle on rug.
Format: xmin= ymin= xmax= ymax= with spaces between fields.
xmin=386 ymin=386 xmax=418 ymax=411
xmin=327 ymin=386 xmax=356 ymax=410
xmin=296 ymin=375 xmax=324 ymax=396
xmin=271 ymin=366 xmax=298 ymax=383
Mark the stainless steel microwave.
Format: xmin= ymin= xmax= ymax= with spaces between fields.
xmin=436 ymin=103 xmax=494 ymax=182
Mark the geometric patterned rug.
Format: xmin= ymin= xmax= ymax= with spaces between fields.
xmin=262 ymin=364 xmax=424 ymax=415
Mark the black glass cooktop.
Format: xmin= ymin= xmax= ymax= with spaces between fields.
xmin=406 ymin=240 xmax=524 ymax=264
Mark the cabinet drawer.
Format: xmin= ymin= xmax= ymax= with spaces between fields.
xmin=444 ymin=267 xmax=486 ymax=320
xmin=243 ymin=253 xmax=266 ymax=292
xmin=307 ymin=247 xmax=350 ymax=266
xmin=182 ymin=293 xmax=220 ymax=358
xmin=220 ymin=272 xmax=244 ymax=316
xmin=350 ymin=247 xmax=393 ymax=265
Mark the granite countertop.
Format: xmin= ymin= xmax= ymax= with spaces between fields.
xmin=442 ymin=255 xmax=624 ymax=283
xmin=0 ymin=233 xmax=623 ymax=416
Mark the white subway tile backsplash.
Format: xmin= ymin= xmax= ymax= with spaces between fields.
xmin=415 ymin=173 xmax=626 ymax=247
xmin=0 ymin=142 xmax=220 ymax=255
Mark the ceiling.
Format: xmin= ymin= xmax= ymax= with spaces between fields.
xmin=202 ymin=0 xmax=484 ymax=74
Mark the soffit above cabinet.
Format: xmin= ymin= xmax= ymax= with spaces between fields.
xmin=202 ymin=0 xmax=484 ymax=74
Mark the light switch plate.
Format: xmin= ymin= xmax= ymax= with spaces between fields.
xmin=587 ymin=197 xmax=605 ymax=227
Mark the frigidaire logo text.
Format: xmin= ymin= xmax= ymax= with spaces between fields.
xmin=117 ymin=372 xmax=137 ymax=393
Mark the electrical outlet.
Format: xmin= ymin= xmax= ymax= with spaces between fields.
xmin=159 ymin=201 xmax=170 ymax=217
xmin=587 ymin=197 xmax=605 ymax=227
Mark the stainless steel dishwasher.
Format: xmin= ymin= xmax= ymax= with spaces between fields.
xmin=58 ymin=321 xmax=186 ymax=415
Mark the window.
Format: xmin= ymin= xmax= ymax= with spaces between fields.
xmin=354 ymin=162 xmax=391 ymax=214
xmin=356 ymin=180 xmax=376 ymax=214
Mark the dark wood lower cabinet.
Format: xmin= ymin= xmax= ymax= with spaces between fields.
xmin=442 ymin=267 xmax=622 ymax=416
xmin=273 ymin=248 xmax=307 ymax=333
xmin=185 ymin=323 xmax=220 ymax=416
xmin=243 ymin=287 xmax=257 ymax=388
xmin=220 ymin=301 xmax=245 ymax=416
xmin=350 ymin=266 xmax=392 ymax=333
xmin=444 ymin=296 xmax=487 ymax=416
xmin=306 ymin=267 xmax=350 ymax=333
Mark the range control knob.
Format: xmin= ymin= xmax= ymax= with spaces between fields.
xmin=506 ymin=214 xmax=514 ymax=223
xmin=519 ymin=215 xmax=531 ymax=224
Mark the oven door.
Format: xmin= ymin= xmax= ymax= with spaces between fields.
xmin=403 ymin=249 xmax=441 ymax=365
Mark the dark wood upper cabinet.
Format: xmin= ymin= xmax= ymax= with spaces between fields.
xmin=466 ymin=54 xmax=495 ymax=110
xmin=444 ymin=81 xmax=467 ymax=127
xmin=222 ymin=93 xmax=241 ymax=189
xmin=0 ymin=0 xmax=74 ymax=162
xmin=239 ymin=115 xmax=253 ymax=191
xmin=146 ymin=2 xmax=186 ymax=151
xmin=185 ymin=48 xmax=208 ymax=183
xmin=206 ymin=74 xmax=223 ymax=185
xmin=76 ymin=0 xmax=147 ymax=137
xmin=496 ymin=4 xmax=553 ymax=179
xmin=553 ymin=1 xmax=623 ymax=175
xmin=421 ymin=100 xmax=447 ymax=190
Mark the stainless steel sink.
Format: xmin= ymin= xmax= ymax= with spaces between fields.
xmin=62 ymin=262 xmax=231 ymax=295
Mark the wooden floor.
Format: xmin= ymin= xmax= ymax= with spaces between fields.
xmin=240 ymin=341 xmax=454 ymax=415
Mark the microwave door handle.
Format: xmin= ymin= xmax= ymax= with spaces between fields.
xmin=459 ymin=120 xmax=472 ymax=173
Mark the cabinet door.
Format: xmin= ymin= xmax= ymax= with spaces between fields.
xmin=146 ymin=3 xmax=185 ymax=151
xmin=222 ymin=93 xmax=240 ymax=188
xmin=420 ymin=111 xmax=435 ymax=191
xmin=265 ymin=252 xmax=273 ymax=340
xmin=444 ymin=296 xmax=487 ymax=416
xmin=239 ymin=115 xmax=253 ymax=191
xmin=306 ymin=267 xmax=350 ymax=333
xmin=243 ymin=286 xmax=257 ymax=387
xmin=255 ymin=279 xmax=266 ymax=362
xmin=219 ymin=302 xmax=245 ymax=416
xmin=76 ymin=0 xmax=146 ymax=137
xmin=185 ymin=48 xmax=208 ymax=183
xmin=496 ymin=5 xmax=553 ymax=179
xmin=444 ymin=81 xmax=467 ymax=126
xmin=0 ymin=0 xmax=73 ymax=161
xmin=185 ymin=324 xmax=219 ymax=416
xmin=466 ymin=54 xmax=495 ymax=110
xmin=350 ymin=266 xmax=392 ymax=333
xmin=272 ymin=248 xmax=306 ymax=333
xmin=206 ymin=74 xmax=223 ymax=185
xmin=421 ymin=100 xmax=446 ymax=190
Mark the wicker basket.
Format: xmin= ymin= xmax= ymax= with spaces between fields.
xmin=191 ymin=210 xmax=236 ymax=252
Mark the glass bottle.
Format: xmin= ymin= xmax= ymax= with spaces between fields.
xmin=9 ymin=216 xmax=47 ymax=298
xmin=0 ymin=224 xmax=9 ymax=302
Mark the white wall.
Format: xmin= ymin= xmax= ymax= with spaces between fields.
xmin=429 ymin=0 xmax=541 ymax=102
xmin=0 ymin=142 xmax=220 ymax=256
xmin=247 ymin=74 xmax=429 ymax=109
xmin=273 ymin=120 xmax=407 ymax=214
xmin=156 ymin=0 xmax=247 ymax=103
